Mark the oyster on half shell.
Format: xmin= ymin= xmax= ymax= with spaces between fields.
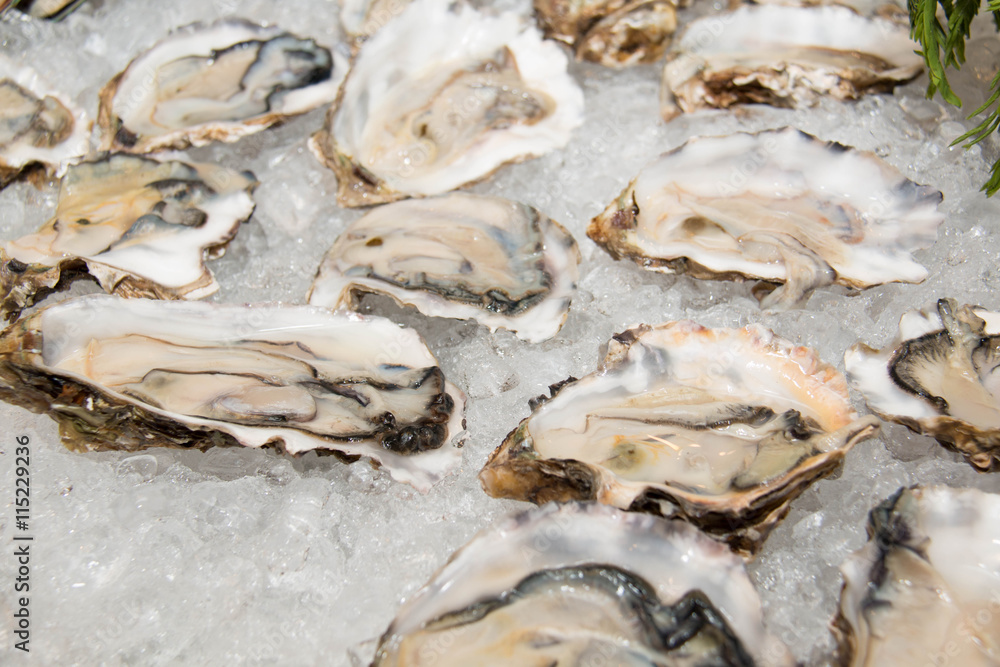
xmin=480 ymin=320 xmax=879 ymax=554
xmin=660 ymin=5 xmax=922 ymax=119
xmin=845 ymin=298 xmax=1000 ymax=471
xmin=373 ymin=502 xmax=794 ymax=666
xmin=311 ymin=0 xmax=584 ymax=207
xmin=0 ymin=153 xmax=256 ymax=326
xmin=836 ymin=486 xmax=1000 ymax=666
xmin=588 ymin=129 xmax=944 ymax=309
xmin=98 ymin=19 xmax=346 ymax=154
xmin=534 ymin=0 xmax=687 ymax=67
xmin=0 ymin=56 xmax=90 ymax=188
xmin=0 ymin=295 xmax=466 ymax=490
xmin=307 ymin=193 xmax=581 ymax=343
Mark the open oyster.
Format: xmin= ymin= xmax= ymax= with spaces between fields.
xmin=588 ymin=129 xmax=944 ymax=309
xmin=373 ymin=502 xmax=793 ymax=666
xmin=308 ymin=193 xmax=580 ymax=343
xmin=845 ymin=298 xmax=1000 ymax=471
xmin=8 ymin=0 xmax=88 ymax=19
xmin=0 ymin=295 xmax=466 ymax=490
xmin=0 ymin=56 xmax=90 ymax=188
xmin=836 ymin=486 xmax=1000 ymax=665
xmin=311 ymin=0 xmax=584 ymax=207
xmin=480 ymin=320 xmax=879 ymax=554
xmin=534 ymin=0 xmax=686 ymax=67
xmin=0 ymin=153 xmax=256 ymax=326
xmin=660 ymin=5 xmax=922 ymax=119
xmin=98 ymin=20 xmax=346 ymax=154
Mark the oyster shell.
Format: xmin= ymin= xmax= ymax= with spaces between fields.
xmin=660 ymin=5 xmax=922 ymax=120
xmin=311 ymin=0 xmax=584 ymax=207
xmin=98 ymin=19 xmax=346 ymax=154
xmin=845 ymin=298 xmax=1000 ymax=471
xmin=0 ymin=295 xmax=466 ymax=490
xmin=588 ymin=129 xmax=944 ymax=309
xmin=373 ymin=502 xmax=794 ymax=666
xmin=9 ymin=0 xmax=88 ymax=19
xmin=0 ymin=153 xmax=256 ymax=326
xmin=480 ymin=320 xmax=879 ymax=554
xmin=535 ymin=0 xmax=685 ymax=67
xmin=836 ymin=486 xmax=1000 ymax=665
xmin=0 ymin=56 xmax=90 ymax=187
xmin=307 ymin=193 xmax=581 ymax=343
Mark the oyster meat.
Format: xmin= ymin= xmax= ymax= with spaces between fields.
xmin=0 ymin=295 xmax=466 ymax=490
xmin=308 ymin=193 xmax=581 ymax=343
xmin=0 ymin=56 xmax=90 ymax=187
xmin=311 ymin=0 xmax=584 ymax=207
xmin=845 ymin=298 xmax=1000 ymax=471
xmin=98 ymin=19 xmax=346 ymax=153
xmin=0 ymin=153 xmax=256 ymax=326
xmin=660 ymin=5 xmax=922 ymax=119
xmin=535 ymin=0 xmax=686 ymax=67
xmin=837 ymin=486 xmax=1000 ymax=666
xmin=373 ymin=502 xmax=794 ymax=666
xmin=588 ymin=129 xmax=944 ymax=309
xmin=480 ymin=320 xmax=879 ymax=553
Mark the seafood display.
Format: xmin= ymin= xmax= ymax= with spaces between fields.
xmin=836 ymin=486 xmax=1000 ymax=665
xmin=98 ymin=20 xmax=346 ymax=153
xmin=0 ymin=153 xmax=256 ymax=325
xmin=480 ymin=320 xmax=880 ymax=553
xmin=0 ymin=295 xmax=466 ymax=490
xmin=588 ymin=129 xmax=944 ymax=308
xmin=311 ymin=0 xmax=584 ymax=207
xmin=845 ymin=298 xmax=1000 ymax=471
xmin=373 ymin=502 xmax=794 ymax=666
xmin=307 ymin=193 xmax=581 ymax=343
xmin=534 ymin=0 xmax=686 ymax=66
xmin=4 ymin=0 xmax=1000 ymax=663
xmin=0 ymin=56 xmax=90 ymax=187
xmin=660 ymin=5 xmax=923 ymax=119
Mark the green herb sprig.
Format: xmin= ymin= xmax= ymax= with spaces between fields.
xmin=909 ymin=0 xmax=1000 ymax=194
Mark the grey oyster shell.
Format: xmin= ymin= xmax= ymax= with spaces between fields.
xmin=836 ymin=486 xmax=1000 ymax=665
xmin=372 ymin=502 xmax=794 ymax=665
xmin=98 ymin=19 xmax=346 ymax=154
xmin=0 ymin=153 xmax=256 ymax=326
xmin=307 ymin=193 xmax=581 ymax=343
xmin=588 ymin=129 xmax=944 ymax=309
xmin=0 ymin=56 xmax=90 ymax=187
xmin=0 ymin=295 xmax=466 ymax=490
xmin=480 ymin=320 xmax=879 ymax=554
xmin=845 ymin=298 xmax=1000 ymax=471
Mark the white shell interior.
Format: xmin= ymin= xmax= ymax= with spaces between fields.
xmin=329 ymin=0 xmax=584 ymax=197
xmin=308 ymin=193 xmax=581 ymax=343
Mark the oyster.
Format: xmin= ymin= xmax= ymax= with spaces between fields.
xmin=836 ymin=486 xmax=1000 ymax=665
xmin=0 ymin=153 xmax=256 ymax=326
xmin=588 ymin=129 xmax=944 ymax=309
xmin=0 ymin=295 xmax=466 ymax=490
xmin=660 ymin=5 xmax=922 ymax=120
xmin=8 ymin=0 xmax=88 ymax=19
xmin=480 ymin=320 xmax=879 ymax=553
xmin=311 ymin=0 xmax=584 ymax=207
xmin=0 ymin=56 xmax=90 ymax=187
xmin=98 ymin=20 xmax=346 ymax=154
xmin=308 ymin=193 xmax=581 ymax=343
xmin=535 ymin=0 xmax=685 ymax=67
xmin=845 ymin=298 xmax=1000 ymax=471
xmin=373 ymin=502 xmax=794 ymax=666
